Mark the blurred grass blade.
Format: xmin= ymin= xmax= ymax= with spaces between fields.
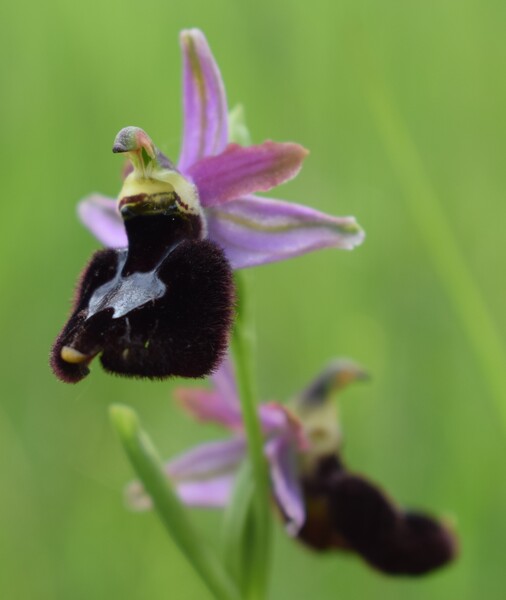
xmin=364 ymin=76 xmax=506 ymax=432
xmin=109 ymin=404 xmax=240 ymax=600
xmin=221 ymin=460 xmax=256 ymax=593
xmin=232 ymin=272 xmax=272 ymax=600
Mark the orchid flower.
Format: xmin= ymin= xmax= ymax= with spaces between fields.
xmin=127 ymin=356 xmax=309 ymax=534
xmin=128 ymin=358 xmax=457 ymax=576
xmin=51 ymin=29 xmax=364 ymax=384
xmin=78 ymin=29 xmax=364 ymax=270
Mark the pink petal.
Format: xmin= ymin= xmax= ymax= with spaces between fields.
xmin=126 ymin=438 xmax=244 ymax=511
xmin=176 ymin=475 xmax=235 ymax=507
xmin=260 ymin=403 xmax=309 ymax=451
xmin=205 ymin=194 xmax=364 ymax=268
xmin=211 ymin=354 xmax=239 ymax=402
xmin=258 ymin=403 xmax=292 ymax=433
xmin=127 ymin=474 xmax=235 ymax=510
xmin=265 ymin=437 xmax=306 ymax=535
xmin=174 ymin=356 xmax=242 ymax=429
xmin=178 ymin=29 xmax=229 ymax=172
xmin=166 ymin=438 xmax=246 ymax=480
xmin=77 ymin=194 xmax=127 ymax=248
xmin=174 ymin=388 xmax=242 ymax=430
xmin=188 ymin=142 xmax=308 ymax=208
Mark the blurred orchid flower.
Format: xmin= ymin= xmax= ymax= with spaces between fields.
xmin=128 ymin=358 xmax=457 ymax=576
xmin=128 ymin=356 xmax=309 ymax=534
xmin=79 ymin=29 xmax=364 ymax=270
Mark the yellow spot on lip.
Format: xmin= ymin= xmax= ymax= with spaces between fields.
xmin=61 ymin=346 xmax=89 ymax=364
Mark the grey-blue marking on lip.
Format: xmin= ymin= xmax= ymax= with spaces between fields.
xmin=87 ymin=252 xmax=166 ymax=319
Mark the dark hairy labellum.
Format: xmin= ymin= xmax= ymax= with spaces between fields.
xmin=51 ymin=206 xmax=234 ymax=383
xmin=297 ymin=455 xmax=457 ymax=576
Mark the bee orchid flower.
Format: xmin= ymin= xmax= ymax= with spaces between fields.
xmin=128 ymin=358 xmax=457 ymax=576
xmin=51 ymin=29 xmax=364 ymax=384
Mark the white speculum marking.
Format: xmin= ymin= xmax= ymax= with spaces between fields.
xmin=87 ymin=253 xmax=166 ymax=320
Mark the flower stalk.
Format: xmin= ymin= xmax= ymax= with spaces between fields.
xmin=231 ymin=273 xmax=272 ymax=600
xmin=109 ymin=405 xmax=241 ymax=600
xmin=221 ymin=460 xmax=256 ymax=595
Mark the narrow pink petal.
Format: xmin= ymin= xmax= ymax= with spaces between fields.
xmin=166 ymin=438 xmax=246 ymax=480
xmin=176 ymin=475 xmax=235 ymax=507
xmin=174 ymin=388 xmax=242 ymax=430
xmin=77 ymin=194 xmax=127 ymax=248
xmin=206 ymin=194 xmax=365 ymax=268
xmin=188 ymin=142 xmax=308 ymax=208
xmin=266 ymin=437 xmax=306 ymax=535
xmin=211 ymin=354 xmax=241 ymax=410
xmin=126 ymin=474 xmax=235 ymax=510
xmin=178 ymin=29 xmax=228 ymax=172
xmin=258 ymin=403 xmax=291 ymax=433
xmin=260 ymin=403 xmax=310 ymax=451
xmin=126 ymin=438 xmax=244 ymax=511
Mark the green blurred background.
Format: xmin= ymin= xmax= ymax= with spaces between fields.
xmin=1 ymin=0 xmax=505 ymax=598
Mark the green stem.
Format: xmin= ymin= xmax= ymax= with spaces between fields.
xmin=109 ymin=405 xmax=241 ymax=600
xmin=221 ymin=461 xmax=256 ymax=594
xmin=231 ymin=273 xmax=271 ymax=600
xmin=365 ymin=76 xmax=506 ymax=432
